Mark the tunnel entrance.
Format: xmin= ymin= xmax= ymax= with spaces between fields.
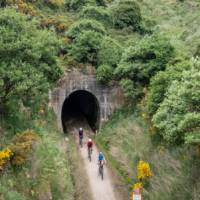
xmin=61 ymin=90 xmax=100 ymax=133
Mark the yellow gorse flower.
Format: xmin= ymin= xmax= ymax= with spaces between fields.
xmin=137 ymin=160 xmax=152 ymax=179
xmin=133 ymin=182 xmax=143 ymax=190
xmin=0 ymin=148 xmax=12 ymax=167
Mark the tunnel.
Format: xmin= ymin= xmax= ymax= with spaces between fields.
xmin=61 ymin=90 xmax=100 ymax=133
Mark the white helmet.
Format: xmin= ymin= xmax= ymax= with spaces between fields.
xmin=88 ymin=138 xmax=92 ymax=142
xmin=79 ymin=127 xmax=83 ymax=131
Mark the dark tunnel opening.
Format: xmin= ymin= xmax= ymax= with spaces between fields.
xmin=61 ymin=90 xmax=100 ymax=133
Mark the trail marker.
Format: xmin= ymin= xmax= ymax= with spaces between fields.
xmin=133 ymin=194 xmax=142 ymax=200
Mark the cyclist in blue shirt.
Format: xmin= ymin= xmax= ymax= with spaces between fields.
xmin=98 ymin=151 xmax=106 ymax=165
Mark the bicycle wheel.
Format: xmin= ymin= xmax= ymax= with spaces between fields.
xmin=88 ymin=148 xmax=91 ymax=161
xmin=80 ymin=138 xmax=83 ymax=147
xmin=101 ymin=165 xmax=104 ymax=180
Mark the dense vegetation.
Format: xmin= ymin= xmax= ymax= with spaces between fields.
xmin=0 ymin=0 xmax=199 ymax=199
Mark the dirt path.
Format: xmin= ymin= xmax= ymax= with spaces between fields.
xmin=71 ymin=128 xmax=117 ymax=200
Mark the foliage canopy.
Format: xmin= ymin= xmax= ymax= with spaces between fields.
xmin=96 ymin=64 xmax=113 ymax=83
xmin=115 ymin=34 xmax=175 ymax=101
xmin=97 ymin=36 xmax=122 ymax=68
xmin=111 ymin=0 xmax=142 ymax=30
xmin=68 ymin=30 xmax=103 ymax=64
xmin=153 ymin=59 xmax=200 ymax=144
xmin=67 ymin=19 xmax=106 ymax=40
xmin=80 ymin=6 xmax=111 ymax=26
xmin=0 ymin=9 xmax=62 ymax=112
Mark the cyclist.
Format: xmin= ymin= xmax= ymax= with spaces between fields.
xmin=78 ymin=127 xmax=83 ymax=147
xmin=98 ymin=151 xmax=106 ymax=165
xmin=87 ymin=138 xmax=93 ymax=160
xmin=87 ymin=138 xmax=93 ymax=151
xmin=98 ymin=151 xmax=106 ymax=179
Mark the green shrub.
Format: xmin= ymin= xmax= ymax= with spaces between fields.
xmin=153 ymin=59 xmax=200 ymax=145
xmin=96 ymin=0 xmax=106 ymax=6
xmin=97 ymin=36 xmax=122 ymax=67
xmin=96 ymin=64 xmax=113 ymax=83
xmin=147 ymin=59 xmax=191 ymax=116
xmin=119 ymin=79 xmax=143 ymax=101
xmin=67 ymin=19 xmax=106 ymax=40
xmin=111 ymin=0 xmax=142 ymax=31
xmin=46 ymin=0 xmax=65 ymax=8
xmin=65 ymin=0 xmax=96 ymax=11
xmin=65 ymin=0 xmax=106 ymax=10
xmin=147 ymin=71 xmax=170 ymax=116
xmin=5 ymin=191 xmax=26 ymax=200
xmin=80 ymin=6 xmax=111 ymax=26
xmin=40 ymin=15 xmax=73 ymax=33
xmin=0 ymin=9 xmax=62 ymax=113
xmin=69 ymin=30 xmax=103 ymax=64
xmin=115 ymin=34 xmax=175 ymax=101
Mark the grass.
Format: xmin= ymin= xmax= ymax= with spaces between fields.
xmin=137 ymin=0 xmax=200 ymax=54
xmin=96 ymin=108 xmax=200 ymax=200
xmin=0 ymin=112 xmax=75 ymax=200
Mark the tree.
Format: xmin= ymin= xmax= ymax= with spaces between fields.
xmin=96 ymin=64 xmax=113 ymax=83
xmin=97 ymin=36 xmax=122 ymax=68
xmin=68 ymin=30 xmax=103 ymax=64
xmin=115 ymin=34 xmax=175 ymax=101
xmin=67 ymin=19 xmax=106 ymax=40
xmin=80 ymin=6 xmax=111 ymax=26
xmin=65 ymin=0 xmax=96 ymax=11
xmin=152 ymin=58 xmax=200 ymax=145
xmin=111 ymin=0 xmax=142 ymax=30
xmin=147 ymin=59 xmax=191 ymax=116
xmin=0 ymin=9 xmax=62 ymax=113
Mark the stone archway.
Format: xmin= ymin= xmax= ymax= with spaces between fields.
xmin=49 ymin=69 xmax=124 ymax=132
xmin=61 ymin=90 xmax=100 ymax=133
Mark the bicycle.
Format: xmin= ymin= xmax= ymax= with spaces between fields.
xmin=98 ymin=161 xmax=104 ymax=180
xmin=88 ymin=147 xmax=92 ymax=161
xmin=79 ymin=137 xmax=83 ymax=148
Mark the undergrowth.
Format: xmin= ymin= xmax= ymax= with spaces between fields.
xmin=0 ymin=111 xmax=74 ymax=200
xmin=95 ymin=108 xmax=200 ymax=200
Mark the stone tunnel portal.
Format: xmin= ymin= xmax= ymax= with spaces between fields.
xmin=61 ymin=90 xmax=100 ymax=133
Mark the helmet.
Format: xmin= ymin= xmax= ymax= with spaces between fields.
xmin=79 ymin=127 xmax=83 ymax=131
xmin=88 ymin=138 xmax=92 ymax=142
xmin=99 ymin=151 xmax=103 ymax=155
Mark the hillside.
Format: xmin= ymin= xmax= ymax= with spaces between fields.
xmin=96 ymin=108 xmax=200 ymax=200
xmin=139 ymin=0 xmax=200 ymax=54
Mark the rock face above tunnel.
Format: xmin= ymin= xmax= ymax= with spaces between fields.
xmin=49 ymin=69 xmax=124 ymax=131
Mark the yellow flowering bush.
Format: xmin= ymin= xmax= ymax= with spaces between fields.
xmin=6 ymin=0 xmax=36 ymax=16
xmin=133 ymin=182 xmax=143 ymax=190
xmin=0 ymin=148 xmax=12 ymax=168
xmin=131 ymin=160 xmax=153 ymax=198
xmin=137 ymin=160 xmax=152 ymax=180
xmin=10 ymin=130 xmax=39 ymax=166
xmin=40 ymin=15 xmax=73 ymax=33
xmin=17 ymin=0 xmax=36 ymax=16
xmin=41 ymin=18 xmax=67 ymax=33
